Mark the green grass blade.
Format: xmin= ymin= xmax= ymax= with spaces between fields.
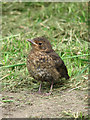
xmin=0 ymin=34 xmax=20 ymax=40
xmin=1 ymin=63 xmax=26 ymax=68
xmin=78 ymin=58 xmax=90 ymax=62
xmin=77 ymin=64 xmax=89 ymax=75
xmin=62 ymin=54 xmax=90 ymax=59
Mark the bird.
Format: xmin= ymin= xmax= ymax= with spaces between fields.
xmin=27 ymin=36 xmax=70 ymax=95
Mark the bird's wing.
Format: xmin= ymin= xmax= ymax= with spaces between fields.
xmin=48 ymin=51 xmax=69 ymax=79
xmin=48 ymin=51 xmax=63 ymax=67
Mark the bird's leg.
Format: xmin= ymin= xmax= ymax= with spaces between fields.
xmin=49 ymin=81 xmax=53 ymax=94
xmin=45 ymin=81 xmax=53 ymax=96
xmin=38 ymin=83 xmax=42 ymax=94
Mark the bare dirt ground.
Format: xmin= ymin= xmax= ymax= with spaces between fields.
xmin=2 ymin=89 xmax=88 ymax=118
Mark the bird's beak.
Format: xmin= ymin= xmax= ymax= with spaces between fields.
xmin=27 ymin=39 xmax=37 ymax=46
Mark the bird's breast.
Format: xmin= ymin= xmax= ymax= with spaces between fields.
xmin=27 ymin=51 xmax=60 ymax=81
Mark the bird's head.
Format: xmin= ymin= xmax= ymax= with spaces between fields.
xmin=27 ymin=36 xmax=53 ymax=52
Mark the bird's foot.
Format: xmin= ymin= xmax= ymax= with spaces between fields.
xmin=37 ymin=90 xmax=43 ymax=95
xmin=44 ymin=92 xmax=52 ymax=96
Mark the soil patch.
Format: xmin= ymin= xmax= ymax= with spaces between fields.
xmin=2 ymin=89 xmax=88 ymax=118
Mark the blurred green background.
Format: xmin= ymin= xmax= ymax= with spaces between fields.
xmin=1 ymin=2 xmax=89 ymax=92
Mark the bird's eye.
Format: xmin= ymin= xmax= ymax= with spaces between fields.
xmin=38 ymin=42 xmax=42 ymax=45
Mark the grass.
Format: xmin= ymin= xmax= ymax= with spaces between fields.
xmin=63 ymin=110 xmax=89 ymax=119
xmin=1 ymin=2 xmax=89 ymax=92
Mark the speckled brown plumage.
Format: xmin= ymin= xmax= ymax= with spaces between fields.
xmin=27 ymin=36 xmax=69 ymax=94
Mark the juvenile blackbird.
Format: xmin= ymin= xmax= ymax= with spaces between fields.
xmin=27 ymin=36 xmax=69 ymax=95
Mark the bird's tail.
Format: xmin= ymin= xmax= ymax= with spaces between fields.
xmin=65 ymin=74 xmax=70 ymax=80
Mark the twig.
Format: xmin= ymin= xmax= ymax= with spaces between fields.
xmin=40 ymin=23 xmax=50 ymax=29
xmin=0 ymin=74 xmax=10 ymax=81
xmin=68 ymin=86 xmax=81 ymax=92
